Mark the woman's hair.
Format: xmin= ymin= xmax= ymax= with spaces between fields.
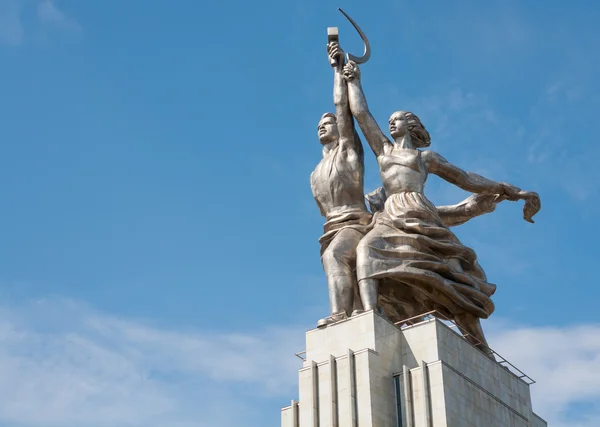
xmin=391 ymin=111 xmax=431 ymax=148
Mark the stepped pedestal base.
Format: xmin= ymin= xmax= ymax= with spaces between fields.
xmin=281 ymin=311 xmax=546 ymax=427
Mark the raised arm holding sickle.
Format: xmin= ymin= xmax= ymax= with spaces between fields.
xmin=342 ymin=57 xmax=540 ymax=357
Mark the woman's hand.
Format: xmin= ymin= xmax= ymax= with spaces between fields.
xmin=520 ymin=191 xmax=541 ymax=223
xmin=342 ymin=60 xmax=361 ymax=82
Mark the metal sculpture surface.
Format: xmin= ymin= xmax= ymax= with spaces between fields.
xmin=311 ymin=10 xmax=541 ymax=356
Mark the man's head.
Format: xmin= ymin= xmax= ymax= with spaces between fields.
xmin=317 ymin=113 xmax=339 ymax=144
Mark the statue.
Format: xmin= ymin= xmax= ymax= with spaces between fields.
xmin=312 ymin=19 xmax=523 ymax=332
xmin=312 ymin=10 xmax=541 ymax=357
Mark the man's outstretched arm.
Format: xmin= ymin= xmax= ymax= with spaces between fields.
xmin=437 ymin=194 xmax=504 ymax=227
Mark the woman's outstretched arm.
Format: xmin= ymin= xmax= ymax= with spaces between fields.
xmin=424 ymin=150 xmax=541 ymax=222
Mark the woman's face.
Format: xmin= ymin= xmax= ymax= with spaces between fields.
xmin=389 ymin=111 xmax=408 ymax=138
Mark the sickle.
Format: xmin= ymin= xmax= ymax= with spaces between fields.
xmin=338 ymin=8 xmax=371 ymax=64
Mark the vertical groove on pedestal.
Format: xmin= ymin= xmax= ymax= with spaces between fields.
xmin=402 ymin=365 xmax=414 ymax=427
xmin=329 ymin=355 xmax=338 ymax=427
xmin=291 ymin=400 xmax=299 ymax=427
xmin=311 ymin=361 xmax=320 ymax=427
xmin=420 ymin=361 xmax=432 ymax=427
xmin=394 ymin=375 xmax=403 ymax=427
xmin=348 ymin=349 xmax=358 ymax=427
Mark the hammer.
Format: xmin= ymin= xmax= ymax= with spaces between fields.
xmin=327 ymin=26 xmax=340 ymax=67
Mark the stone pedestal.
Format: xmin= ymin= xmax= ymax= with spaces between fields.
xmin=281 ymin=311 xmax=546 ymax=427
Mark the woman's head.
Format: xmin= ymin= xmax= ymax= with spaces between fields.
xmin=388 ymin=111 xmax=431 ymax=148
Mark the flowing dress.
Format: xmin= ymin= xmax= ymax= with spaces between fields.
xmin=356 ymin=151 xmax=496 ymax=323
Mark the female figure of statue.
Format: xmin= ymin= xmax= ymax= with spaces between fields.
xmin=343 ymin=61 xmax=540 ymax=355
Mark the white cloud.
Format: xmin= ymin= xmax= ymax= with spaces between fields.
xmin=1 ymin=298 xmax=599 ymax=427
xmin=0 ymin=299 xmax=305 ymax=427
xmin=488 ymin=320 xmax=600 ymax=427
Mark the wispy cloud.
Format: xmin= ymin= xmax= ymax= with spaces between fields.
xmin=408 ymin=88 xmax=499 ymax=146
xmin=488 ymin=320 xmax=600 ymax=427
xmin=37 ymin=0 xmax=80 ymax=33
xmin=1 ymin=298 xmax=599 ymax=427
xmin=0 ymin=0 xmax=79 ymax=46
xmin=402 ymin=80 xmax=597 ymax=204
xmin=0 ymin=299 xmax=304 ymax=427
xmin=524 ymin=79 xmax=599 ymax=202
xmin=0 ymin=0 xmax=23 ymax=46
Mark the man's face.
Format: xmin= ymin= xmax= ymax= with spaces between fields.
xmin=317 ymin=116 xmax=339 ymax=144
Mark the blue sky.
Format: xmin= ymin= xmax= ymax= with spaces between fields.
xmin=1 ymin=0 xmax=599 ymax=426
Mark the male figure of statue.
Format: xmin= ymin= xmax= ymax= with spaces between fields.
xmin=311 ymin=42 xmax=504 ymax=328
xmin=311 ymin=42 xmax=371 ymax=327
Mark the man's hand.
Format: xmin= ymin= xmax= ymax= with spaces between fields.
xmin=480 ymin=187 xmax=541 ymax=223
xmin=342 ymin=60 xmax=361 ymax=81
xmin=327 ymin=42 xmax=344 ymax=68
xmin=465 ymin=193 xmax=504 ymax=216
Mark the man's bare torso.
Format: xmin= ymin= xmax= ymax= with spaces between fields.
xmin=310 ymin=144 xmax=368 ymax=216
